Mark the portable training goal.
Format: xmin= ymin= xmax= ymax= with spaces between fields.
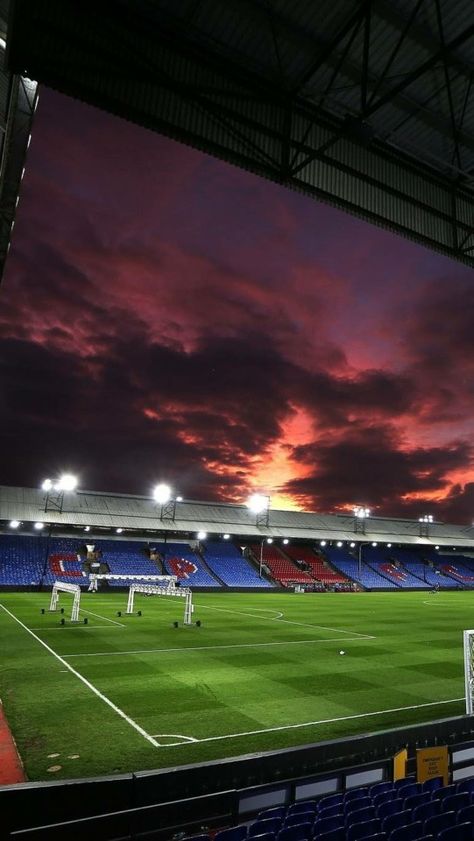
xmin=127 ymin=583 xmax=193 ymax=624
xmin=49 ymin=581 xmax=81 ymax=622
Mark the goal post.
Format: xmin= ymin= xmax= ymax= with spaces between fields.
xmin=49 ymin=581 xmax=81 ymax=622
xmin=126 ymin=583 xmax=193 ymax=625
xmin=464 ymin=630 xmax=474 ymax=714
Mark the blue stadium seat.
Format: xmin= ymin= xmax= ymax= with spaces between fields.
xmin=345 ymin=788 xmax=370 ymax=803
xmin=249 ymin=819 xmax=282 ymax=836
xmin=437 ymin=823 xmax=473 ymax=841
xmin=373 ymin=792 xmax=397 ymax=808
xmin=277 ymin=822 xmax=312 ymax=841
xmin=370 ymin=783 xmax=394 ymax=797
xmin=403 ymin=792 xmax=430 ymax=811
xmin=433 ymin=784 xmax=457 ymax=801
xmin=381 ymin=810 xmax=412 ymax=834
xmin=387 ymin=822 xmax=423 ymax=841
xmin=421 ymin=776 xmax=444 ymax=793
xmin=397 ymin=783 xmax=421 ymax=800
xmin=215 ymin=826 xmax=248 ymax=841
xmin=258 ymin=809 xmax=286 ymax=821
xmin=319 ymin=805 xmax=346 ymax=819
xmin=423 ymin=810 xmax=456 ymax=836
xmin=313 ymin=814 xmax=344 ymax=836
xmin=393 ymin=779 xmax=415 ymax=790
xmin=345 ymin=798 xmax=372 ymax=814
xmin=412 ymin=800 xmax=440 ymax=823
xmin=377 ymin=800 xmax=404 ymax=820
xmin=287 ymin=802 xmax=317 ymax=816
xmin=284 ymin=813 xmax=314 ymax=827
xmin=201 ymin=541 xmax=273 ymax=588
xmin=316 ymin=829 xmax=346 ymax=841
xmin=441 ymin=792 xmax=470 ymax=812
xmin=457 ymin=802 xmax=474 ymax=824
xmin=250 ymin=833 xmax=275 ymax=841
xmin=346 ymin=817 xmax=381 ymax=841
xmin=457 ymin=778 xmax=474 ymax=795
xmin=345 ymin=806 xmax=377 ymax=825
xmin=317 ymin=794 xmax=344 ymax=812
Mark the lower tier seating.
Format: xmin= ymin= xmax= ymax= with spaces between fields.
xmin=202 ymin=542 xmax=272 ymax=587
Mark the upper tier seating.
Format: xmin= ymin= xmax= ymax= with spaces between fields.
xmin=202 ymin=542 xmax=272 ymax=587
xmin=249 ymin=544 xmax=313 ymax=586
xmin=91 ymin=539 xmax=159 ymax=586
xmin=283 ymin=545 xmax=349 ymax=584
xmin=326 ymin=547 xmax=399 ymax=589
xmin=41 ymin=537 xmax=88 ymax=586
xmin=0 ymin=534 xmax=44 ymax=586
xmin=160 ymin=542 xmax=221 ymax=587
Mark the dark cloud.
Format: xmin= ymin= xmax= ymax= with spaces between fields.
xmin=284 ymin=424 xmax=471 ymax=518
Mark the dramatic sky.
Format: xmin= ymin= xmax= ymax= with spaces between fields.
xmin=1 ymin=88 xmax=473 ymax=522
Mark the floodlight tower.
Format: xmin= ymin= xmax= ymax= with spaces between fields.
xmin=153 ymin=483 xmax=178 ymax=521
xmin=419 ymin=514 xmax=433 ymax=538
xmin=41 ymin=474 xmax=78 ymax=513
xmin=247 ymin=493 xmax=270 ymax=528
xmin=353 ymin=506 xmax=370 ymax=534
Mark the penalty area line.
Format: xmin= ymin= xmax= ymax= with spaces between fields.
xmin=0 ymin=603 xmax=159 ymax=749
xmin=196 ymin=603 xmax=374 ymax=638
xmin=62 ymin=635 xmax=371 ymax=658
xmin=177 ymin=697 xmax=466 ymax=747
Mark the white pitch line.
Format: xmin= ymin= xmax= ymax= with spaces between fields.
xmin=62 ymin=635 xmax=369 ymax=658
xmin=196 ymin=603 xmax=374 ymax=638
xmin=29 ymin=625 xmax=114 ymax=631
xmin=0 ymin=603 xmax=159 ymax=748
xmin=79 ymin=608 xmax=125 ymax=627
xmin=178 ymin=697 xmax=466 ymax=746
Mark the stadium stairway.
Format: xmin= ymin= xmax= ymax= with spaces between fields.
xmin=193 ymin=546 xmax=227 ymax=587
xmin=202 ymin=542 xmax=273 ymax=588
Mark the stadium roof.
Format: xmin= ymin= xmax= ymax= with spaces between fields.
xmin=2 ymin=484 xmax=474 ymax=549
xmin=0 ymin=0 xmax=37 ymax=283
xmin=5 ymin=0 xmax=474 ymax=270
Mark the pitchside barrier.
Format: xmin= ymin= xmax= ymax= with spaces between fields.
xmin=49 ymin=581 xmax=81 ymax=622
xmin=6 ymin=717 xmax=474 ymax=840
xmin=464 ymin=629 xmax=474 ymax=713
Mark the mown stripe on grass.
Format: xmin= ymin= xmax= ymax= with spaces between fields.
xmin=0 ymin=603 xmax=159 ymax=748
xmin=186 ymin=696 xmax=465 ymax=745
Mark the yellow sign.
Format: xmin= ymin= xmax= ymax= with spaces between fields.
xmin=393 ymin=748 xmax=408 ymax=781
xmin=416 ymin=745 xmax=449 ymax=786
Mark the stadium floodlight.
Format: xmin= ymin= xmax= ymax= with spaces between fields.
xmin=372 ymin=541 xmax=378 ymax=547
xmin=247 ymin=493 xmax=269 ymax=514
xmin=387 ymin=543 xmax=392 ymax=547
xmin=320 ymin=540 xmax=327 ymax=547
xmin=56 ymin=473 xmax=78 ymax=492
xmin=223 ymin=533 xmax=230 ymax=540
xmin=353 ymin=506 xmax=371 ymax=534
xmin=435 ymin=545 xmax=440 ymax=550
xmin=283 ymin=538 xmax=289 ymax=545
xmin=9 ymin=520 xmax=20 ymax=529
xmin=350 ymin=541 xmax=355 ymax=547
xmin=266 ymin=537 xmax=273 ymax=544
xmin=34 ymin=522 xmax=44 ymax=530
xmin=176 ymin=496 xmax=183 ymax=502
xmin=116 ymin=528 xmax=123 ymax=534
xmin=153 ymin=483 xmax=171 ymax=505
xmin=354 ymin=506 xmax=370 ymax=518
xmin=41 ymin=478 xmax=53 ymax=491
xmin=197 ymin=530 xmax=207 ymax=540
xmin=246 ymin=492 xmax=271 ymax=528
xmin=84 ymin=526 xmax=90 ymax=532
xmin=337 ymin=541 xmax=343 ymax=547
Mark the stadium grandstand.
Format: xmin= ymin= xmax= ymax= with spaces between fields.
xmin=2 ymin=484 xmax=474 ymax=592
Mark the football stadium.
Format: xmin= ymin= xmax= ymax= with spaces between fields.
xmin=2 ymin=0 xmax=474 ymax=840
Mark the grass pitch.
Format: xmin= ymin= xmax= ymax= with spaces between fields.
xmin=0 ymin=590 xmax=470 ymax=782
